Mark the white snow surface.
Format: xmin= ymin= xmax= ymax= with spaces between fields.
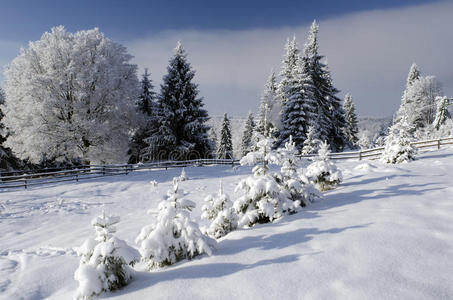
xmin=1 ymin=148 xmax=453 ymax=299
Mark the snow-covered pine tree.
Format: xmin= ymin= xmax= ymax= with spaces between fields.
xmin=147 ymin=42 xmax=211 ymax=161
xmin=343 ymin=93 xmax=359 ymax=149
xmin=273 ymin=136 xmax=320 ymax=205
xmin=303 ymin=21 xmax=346 ymax=152
xmin=234 ymin=133 xmax=297 ymax=227
xmin=381 ymin=115 xmax=416 ymax=164
xmin=241 ymin=113 xmax=255 ymax=156
xmin=302 ymin=106 xmax=322 ymax=155
xmin=257 ymin=71 xmax=280 ymax=137
xmin=278 ymin=54 xmax=317 ymax=149
xmin=3 ymin=26 xmax=141 ymax=165
xmin=128 ymin=68 xmax=157 ymax=163
xmin=74 ymin=212 xmax=139 ymax=300
xmin=305 ymin=141 xmax=342 ymax=191
xmin=394 ymin=63 xmax=421 ymax=126
xmin=277 ymin=37 xmax=299 ymax=108
xmin=217 ymin=113 xmax=233 ymax=159
xmin=137 ymin=68 xmax=156 ymax=116
xmin=136 ymin=178 xmax=215 ymax=269
xmin=434 ymin=96 xmax=451 ymax=130
xmin=201 ymin=181 xmax=238 ymax=239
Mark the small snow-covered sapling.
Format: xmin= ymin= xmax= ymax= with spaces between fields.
xmin=136 ymin=178 xmax=215 ymax=269
xmin=74 ymin=211 xmax=139 ymax=300
xmin=201 ymin=181 xmax=238 ymax=239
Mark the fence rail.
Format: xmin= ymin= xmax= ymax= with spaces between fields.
xmin=1 ymin=137 xmax=452 ymax=190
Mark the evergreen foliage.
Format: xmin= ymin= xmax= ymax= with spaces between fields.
xmin=136 ymin=178 xmax=215 ymax=269
xmin=74 ymin=212 xmax=139 ymax=299
xmin=217 ymin=113 xmax=233 ymax=159
xmin=302 ymin=21 xmax=346 ymax=152
xmin=343 ymin=93 xmax=359 ymax=148
xmin=241 ymin=113 xmax=255 ymax=156
xmin=279 ymin=55 xmax=317 ymax=149
xmin=305 ymin=141 xmax=342 ymax=191
xmin=201 ymin=181 xmax=238 ymax=239
xmin=0 ymin=87 xmax=22 ymax=170
xmin=128 ymin=69 xmax=157 ymax=163
xmin=147 ymin=42 xmax=211 ymax=161
xmin=381 ymin=115 xmax=417 ymax=164
xmin=257 ymin=71 xmax=280 ymax=137
xmin=434 ymin=96 xmax=451 ymax=130
xmin=234 ymin=134 xmax=298 ymax=227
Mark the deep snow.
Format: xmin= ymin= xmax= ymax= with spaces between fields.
xmin=1 ymin=148 xmax=453 ymax=300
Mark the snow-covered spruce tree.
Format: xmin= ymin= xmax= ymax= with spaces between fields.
xmin=343 ymin=93 xmax=359 ymax=149
xmin=303 ymin=21 xmax=346 ymax=152
xmin=273 ymin=136 xmax=320 ymax=206
xmin=234 ymin=133 xmax=298 ymax=227
xmin=241 ymin=113 xmax=255 ymax=156
xmin=3 ymin=26 xmax=141 ymax=165
xmin=257 ymin=71 xmax=281 ymax=137
xmin=279 ymin=54 xmax=317 ymax=149
xmin=394 ymin=63 xmax=421 ymax=128
xmin=74 ymin=212 xmax=139 ymax=300
xmin=201 ymin=181 xmax=238 ymax=239
xmin=381 ymin=115 xmax=416 ymax=164
xmin=128 ymin=68 xmax=157 ymax=163
xmin=146 ymin=42 xmax=211 ymax=161
xmin=434 ymin=96 xmax=451 ymax=130
xmin=305 ymin=141 xmax=342 ymax=191
xmin=302 ymin=108 xmax=322 ymax=155
xmin=217 ymin=113 xmax=233 ymax=159
xmin=136 ymin=178 xmax=215 ymax=270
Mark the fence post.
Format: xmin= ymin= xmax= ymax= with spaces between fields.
xmin=438 ymin=139 xmax=441 ymax=150
xmin=24 ymin=179 xmax=27 ymax=189
xmin=102 ymin=166 xmax=105 ymax=176
xmin=75 ymin=173 xmax=78 ymax=182
xmin=359 ymin=151 xmax=362 ymax=161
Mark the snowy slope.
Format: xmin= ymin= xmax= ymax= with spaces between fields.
xmin=1 ymin=149 xmax=453 ymax=300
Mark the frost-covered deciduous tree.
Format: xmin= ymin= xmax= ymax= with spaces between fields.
xmin=3 ymin=26 xmax=141 ymax=165
xmin=305 ymin=141 xmax=342 ymax=191
xmin=147 ymin=42 xmax=211 ymax=161
xmin=381 ymin=115 xmax=416 ymax=164
xmin=217 ymin=113 xmax=233 ymax=159
xmin=343 ymin=93 xmax=359 ymax=149
xmin=74 ymin=212 xmax=139 ymax=300
xmin=234 ymin=133 xmax=298 ymax=227
xmin=241 ymin=113 xmax=255 ymax=156
xmin=136 ymin=178 xmax=215 ymax=270
xmin=201 ymin=181 xmax=238 ymax=239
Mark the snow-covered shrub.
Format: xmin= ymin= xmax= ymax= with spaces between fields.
xmin=179 ymin=168 xmax=188 ymax=181
xmin=201 ymin=181 xmax=238 ymax=239
xmin=305 ymin=141 xmax=342 ymax=191
xmin=381 ymin=115 xmax=416 ymax=164
xmin=272 ymin=136 xmax=320 ymax=205
xmin=136 ymin=178 xmax=215 ymax=270
xmin=74 ymin=212 xmax=139 ymax=300
xmin=234 ymin=134 xmax=298 ymax=227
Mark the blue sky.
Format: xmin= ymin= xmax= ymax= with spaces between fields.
xmin=1 ymin=0 xmax=452 ymax=117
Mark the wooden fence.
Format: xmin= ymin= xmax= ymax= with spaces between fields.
xmin=1 ymin=137 xmax=452 ymax=190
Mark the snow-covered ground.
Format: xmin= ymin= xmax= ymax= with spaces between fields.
xmin=1 ymin=148 xmax=453 ymax=300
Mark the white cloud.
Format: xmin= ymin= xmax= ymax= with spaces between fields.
xmin=126 ymin=1 xmax=453 ymax=118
